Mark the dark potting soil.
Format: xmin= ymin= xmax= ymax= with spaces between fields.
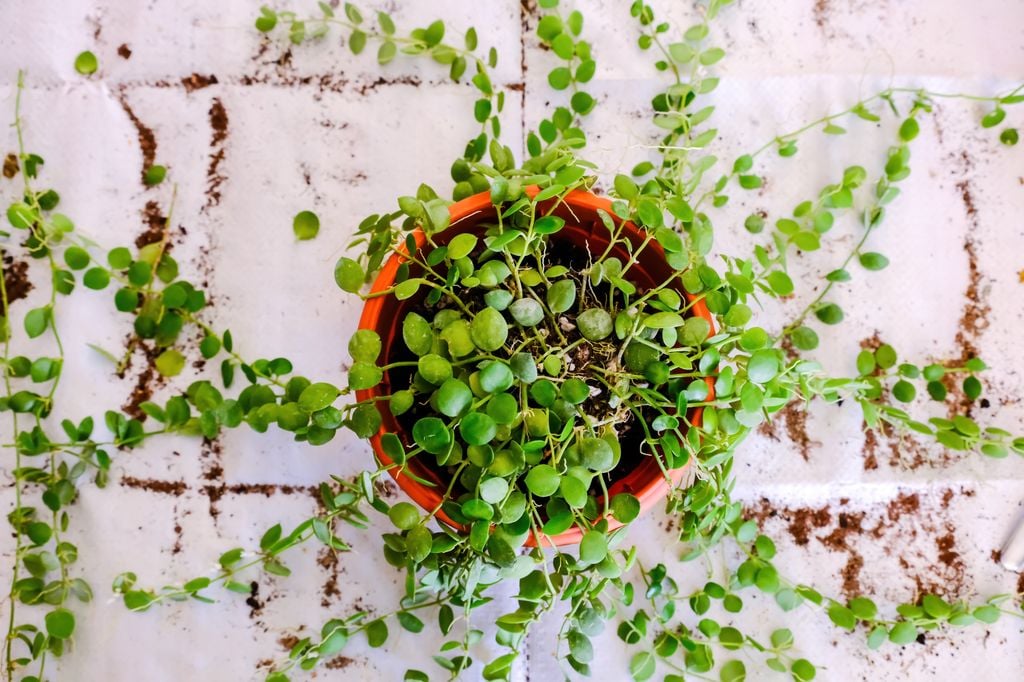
xmin=381 ymin=229 xmax=685 ymax=505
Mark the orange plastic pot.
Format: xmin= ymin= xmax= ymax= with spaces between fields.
xmin=355 ymin=187 xmax=715 ymax=547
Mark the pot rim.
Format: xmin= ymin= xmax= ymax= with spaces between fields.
xmin=355 ymin=187 xmax=715 ymax=547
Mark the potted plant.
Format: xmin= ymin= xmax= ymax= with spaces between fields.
xmin=349 ymin=183 xmax=716 ymax=552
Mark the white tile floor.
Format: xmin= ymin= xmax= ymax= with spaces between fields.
xmin=0 ymin=1 xmax=1022 ymax=679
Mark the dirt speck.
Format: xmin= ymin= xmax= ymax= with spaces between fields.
xmin=120 ymin=476 xmax=187 ymax=496
xmin=120 ymin=342 xmax=162 ymax=419
xmin=318 ymin=548 xmax=341 ymax=607
xmin=278 ymin=634 xmax=301 ymax=652
xmin=136 ymin=200 xmax=169 ymax=249
xmin=324 ymin=656 xmax=356 ymax=670
xmin=355 ymin=75 xmax=421 ymax=96
xmin=746 ymin=488 xmax=971 ymax=600
xmin=759 ymin=402 xmax=815 ymax=461
xmin=117 ymin=43 xmax=132 ymax=59
xmin=205 ymin=98 xmax=230 ymax=210
xmin=182 ymin=73 xmax=219 ymax=93
xmin=813 ymin=0 xmax=830 ymax=29
xmin=246 ymin=581 xmax=264 ymax=617
xmin=3 ymin=153 xmax=18 ymax=178
xmin=2 ymin=252 xmax=33 ymax=303
xmin=116 ymin=89 xmax=157 ymax=184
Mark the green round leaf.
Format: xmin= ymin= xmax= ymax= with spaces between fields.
xmin=45 ymin=608 xmax=75 ymax=639
xmin=791 ymin=659 xmax=816 ymax=681
xmin=64 ymin=246 xmax=90 ymax=270
xmin=388 ymin=502 xmax=419 ymax=530
xmin=892 ymin=380 xmax=916 ymax=403
xmin=485 ymin=392 xmax=518 ymax=424
xmin=436 ymin=379 xmax=473 ymax=417
xmin=298 ymin=382 xmax=341 ymax=412
xmin=471 ymin=308 xmax=509 ymax=351
xmin=83 ymin=267 xmax=111 ymax=290
xmin=579 ymin=436 xmax=614 ymax=472
xmin=859 ymin=252 xmax=889 ymax=270
xmin=509 ymin=298 xmax=543 ymax=327
xmin=74 ymin=51 xmax=98 ymax=75
xmin=334 ymin=257 xmax=364 ymax=293
xmin=154 ymin=349 xmax=186 ymax=377
xmin=560 ymin=378 xmax=589 ymax=404
xmin=524 ymin=464 xmax=560 ymax=497
xmin=460 ymin=411 xmax=497 ymax=445
xmin=815 ymin=303 xmax=844 ymax=325
xmin=479 ymin=477 xmax=509 ymax=504
xmin=402 ymin=312 xmax=434 ymax=356
xmin=559 ymin=476 xmax=588 ymax=508
xmin=348 ymin=329 xmax=382 ymax=363
xmin=348 ymin=362 xmax=383 ymax=390
xmin=406 ymin=525 xmax=432 ymax=562
xmin=417 ymin=354 xmax=452 ymax=385
xmin=790 ymin=326 xmax=819 ymax=351
xmin=293 ymin=210 xmax=320 ymax=240
xmin=479 ymin=361 xmax=514 ymax=393
xmin=530 ymin=379 xmax=558 ymax=407
xmin=888 ymin=621 xmax=918 ymax=645
xmin=577 ymin=308 xmax=613 ymax=341
xmin=144 ymin=165 xmax=167 ymax=186
xmin=461 ymin=498 xmax=493 ymax=520
xmin=547 ymin=279 xmax=577 ymax=313
xmin=412 ymin=417 xmax=452 ymax=455
xmin=108 ymin=247 xmax=132 ymax=269
xmin=720 ymin=659 xmax=746 ymax=682
xmin=579 ymin=530 xmax=608 ymax=564
xmin=447 ymin=233 xmax=478 ymax=260
xmin=610 ymin=493 xmax=640 ymax=523
xmin=24 ymin=307 xmax=49 ymax=338
xmin=747 ymin=350 xmax=779 ymax=384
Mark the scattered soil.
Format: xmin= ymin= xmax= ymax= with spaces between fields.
xmin=813 ymin=0 xmax=830 ymax=29
xmin=121 ymin=341 xmax=161 ymax=419
xmin=116 ymin=88 xmax=157 ymax=184
xmin=318 ymin=548 xmax=341 ymax=608
xmin=205 ymin=98 xmax=229 ymax=210
xmin=278 ymin=634 xmax=301 ymax=652
xmin=2 ymin=252 xmax=33 ymax=303
xmin=355 ymin=75 xmax=422 ymax=96
xmin=859 ymin=332 xmax=884 ymax=353
xmin=373 ymin=478 xmax=398 ymax=500
xmin=136 ymin=200 xmax=169 ymax=249
xmin=3 ymin=153 xmax=17 ymax=178
xmin=203 ymin=480 xmax=318 ymax=520
xmin=172 ymin=519 xmax=183 ymax=555
xmin=117 ymin=43 xmax=132 ymax=59
xmin=324 ymin=657 xmax=356 ymax=670
xmin=788 ymin=507 xmax=833 ymax=546
xmin=182 ymin=73 xmax=219 ymax=93
xmin=119 ymin=476 xmax=187 ymax=496
xmin=862 ymin=428 xmax=880 ymax=470
xmin=746 ymin=488 xmax=970 ymax=601
xmin=246 ymin=580 xmax=264 ymax=617
xmin=942 ymin=150 xmax=990 ymax=419
xmin=888 ymin=491 xmax=921 ymax=521
xmin=758 ymin=401 xmax=815 ymax=461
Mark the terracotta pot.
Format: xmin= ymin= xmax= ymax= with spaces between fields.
xmin=355 ymin=187 xmax=715 ymax=547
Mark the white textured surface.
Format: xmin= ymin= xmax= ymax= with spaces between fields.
xmin=1 ymin=1 xmax=1023 ymax=680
